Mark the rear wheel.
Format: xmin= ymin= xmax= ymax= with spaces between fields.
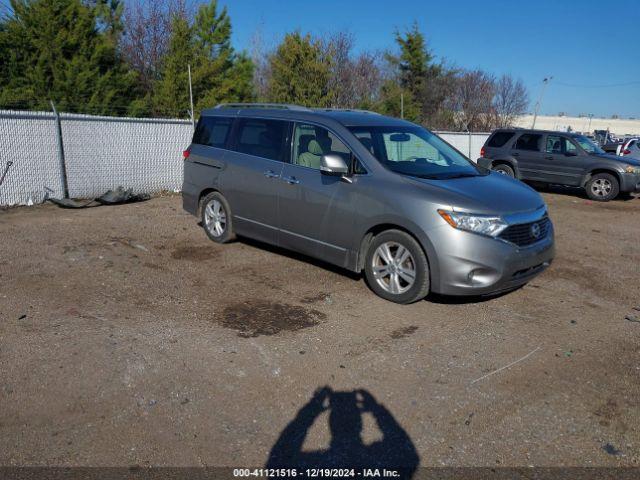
xmin=364 ymin=230 xmax=430 ymax=304
xmin=201 ymin=191 xmax=235 ymax=243
xmin=492 ymin=163 xmax=515 ymax=177
xmin=585 ymin=173 xmax=619 ymax=202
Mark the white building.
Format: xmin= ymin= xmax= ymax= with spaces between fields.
xmin=514 ymin=114 xmax=640 ymax=136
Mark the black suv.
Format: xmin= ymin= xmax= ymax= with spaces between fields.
xmin=478 ymin=129 xmax=640 ymax=201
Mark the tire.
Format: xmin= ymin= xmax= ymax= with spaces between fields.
xmin=492 ymin=163 xmax=515 ymax=177
xmin=585 ymin=173 xmax=619 ymax=202
xmin=200 ymin=191 xmax=235 ymax=243
xmin=364 ymin=230 xmax=430 ymax=304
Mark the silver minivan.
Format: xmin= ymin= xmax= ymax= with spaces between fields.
xmin=182 ymin=104 xmax=555 ymax=304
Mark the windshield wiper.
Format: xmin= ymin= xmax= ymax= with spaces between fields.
xmin=439 ymin=172 xmax=481 ymax=179
xmin=410 ymin=173 xmax=442 ymax=179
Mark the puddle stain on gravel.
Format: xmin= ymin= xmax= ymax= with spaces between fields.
xmin=389 ymin=325 xmax=418 ymax=339
xmin=171 ymin=245 xmax=218 ymax=261
xmin=221 ymin=300 xmax=326 ymax=338
xmin=300 ymin=292 xmax=332 ymax=304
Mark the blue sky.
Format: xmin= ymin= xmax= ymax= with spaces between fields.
xmin=218 ymin=0 xmax=640 ymax=118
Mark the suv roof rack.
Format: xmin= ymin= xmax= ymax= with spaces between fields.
xmin=214 ymin=103 xmax=310 ymax=111
xmin=316 ymin=108 xmax=381 ymax=115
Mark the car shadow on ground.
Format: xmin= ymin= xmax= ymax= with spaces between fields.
xmin=235 ymin=236 xmax=363 ymax=280
xmin=224 ymin=234 xmax=525 ymax=305
xmin=425 ymin=286 xmax=521 ymax=305
xmin=266 ymin=387 xmax=419 ymax=476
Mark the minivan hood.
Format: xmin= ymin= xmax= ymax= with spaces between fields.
xmin=404 ymin=172 xmax=545 ymax=215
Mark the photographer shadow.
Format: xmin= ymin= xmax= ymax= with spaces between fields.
xmin=266 ymin=387 xmax=419 ymax=476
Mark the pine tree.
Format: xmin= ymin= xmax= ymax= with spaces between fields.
xmin=0 ymin=0 xmax=138 ymax=115
xmin=152 ymin=0 xmax=254 ymax=118
xmin=266 ymin=32 xmax=332 ymax=108
xmin=151 ymin=15 xmax=194 ymax=118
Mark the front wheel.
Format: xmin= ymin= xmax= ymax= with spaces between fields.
xmin=364 ymin=230 xmax=430 ymax=304
xmin=201 ymin=191 xmax=235 ymax=243
xmin=585 ymin=173 xmax=619 ymax=202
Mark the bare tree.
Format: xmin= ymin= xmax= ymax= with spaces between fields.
xmin=492 ymin=74 xmax=528 ymax=128
xmin=325 ymin=31 xmax=355 ymax=108
xmin=350 ymin=51 xmax=383 ymax=109
xmin=249 ymin=23 xmax=273 ymax=101
xmin=121 ymin=0 xmax=189 ymax=93
xmin=449 ymin=69 xmax=495 ymax=131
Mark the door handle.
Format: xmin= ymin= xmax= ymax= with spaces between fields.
xmin=263 ymin=170 xmax=279 ymax=178
xmin=282 ymin=175 xmax=299 ymax=185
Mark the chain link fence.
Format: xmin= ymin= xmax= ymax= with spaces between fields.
xmin=0 ymin=109 xmax=489 ymax=207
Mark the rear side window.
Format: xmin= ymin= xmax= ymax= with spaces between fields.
xmin=232 ymin=118 xmax=289 ymax=162
xmin=193 ymin=116 xmax=233 ymax=148
xmin=487 ymin=131 xmax=514 ymax=148
xmin=514 ymin=133 xmax=542 ymax=151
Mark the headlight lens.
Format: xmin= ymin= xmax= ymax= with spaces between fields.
xmin=438 ymin=209 xmax=508 ymax=237
xmin=624 ymin=165 xmax=640 ymax=174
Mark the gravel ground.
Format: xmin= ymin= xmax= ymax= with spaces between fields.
xmin=1 ymin=190 xmax=639 ymax=468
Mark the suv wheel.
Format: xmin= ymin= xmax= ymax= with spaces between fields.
xmin=493 ymin=163 xmax=515 ymax=177
xmin=364 ymin=230 xmax=430 ymax=304
xmin=585 ymin=173 xmax=619 ymax=202
xmin=201 ymin=192 xmax=235 ymax=243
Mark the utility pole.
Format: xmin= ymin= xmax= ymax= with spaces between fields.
xmin=400 ymin=93 xmax=404 ymax=119
xmin=188 ymin=64 xmax=195 ymax=130
xmin=531 ymin=76 xmax=553 ymax=129
xmin=587 ymin=113 xmax=594 ymax=132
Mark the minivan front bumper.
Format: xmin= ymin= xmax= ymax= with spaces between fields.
xmin=428 ymin=223 xmax=555 ymax=296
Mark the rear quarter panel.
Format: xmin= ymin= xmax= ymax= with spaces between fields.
xmin=182 ymin=144 xmax=227 ymax=215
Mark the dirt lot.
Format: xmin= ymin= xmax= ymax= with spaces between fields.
xmin=1 ymin=190 xmax=639 ymax=468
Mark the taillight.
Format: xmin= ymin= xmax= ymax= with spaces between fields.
xmin=480 ymin=147 xmax=486 ymax=158
xmin=622 ymin=149 xmax=631 ymax=155
xmin=182 ymin=149 xmax=190 ymax=160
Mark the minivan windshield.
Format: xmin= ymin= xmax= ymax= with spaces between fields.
xmin=349 ymin=126 xmax=485 ymax=179
xmin=574 ymin=135 xmax=605 ymax=154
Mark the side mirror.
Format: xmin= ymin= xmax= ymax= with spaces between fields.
xmin=320 ymin=154 xmax=349 ymax=175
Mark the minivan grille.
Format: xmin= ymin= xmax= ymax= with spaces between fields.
xmin=499 ymin=217 xmax=551 ymax=247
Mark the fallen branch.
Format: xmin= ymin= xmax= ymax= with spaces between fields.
xmin=471 ymin=346 xmax=541 ymax=385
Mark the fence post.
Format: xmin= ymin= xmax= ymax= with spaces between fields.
xmin=50 ymin=101 xmax=69 ymax=198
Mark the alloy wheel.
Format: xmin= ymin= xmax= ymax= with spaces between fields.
xmin=204 ymin=199 xmax=226 ymax=237
xmin=371 ymin=241 xmax=416 ymax=295
xmin=591 ymin=178 xmax=612 ymax=198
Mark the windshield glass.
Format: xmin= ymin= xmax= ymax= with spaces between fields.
xmin=348 ymin=125 xmax=484 ymax=179
xmin=575 ymin=135 xmax=605 ymax=154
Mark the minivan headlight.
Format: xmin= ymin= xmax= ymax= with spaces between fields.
xmin=438 ymin=209 xmax=508 ymax=237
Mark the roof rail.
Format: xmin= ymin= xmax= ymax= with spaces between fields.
xmin=214 ymin=103 xmax=310 ymax=111
xmin=317 ymin=108 xmax=381 ymax=115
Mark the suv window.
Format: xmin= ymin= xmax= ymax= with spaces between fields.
xmin=514 ymin=133 xmax=542 ymax=151
xmin=546 ymin=135 xmax=578 ymax=154
xmin=292 ymin=123 xmax=365 ymax=173
xmin=487 ymin=131 xmax=515 ymax=148
xmin=193 ymin=116 xmax=233 ymax=148
xmin=233 ymin=118 xmax=289 ymax=162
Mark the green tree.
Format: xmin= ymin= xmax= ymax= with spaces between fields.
xmin=0 ymin=0 xmax=138 ymax=115
xmin=266 ymin=32 xmax=332 ymax=107
xmin=153 ymin=0 xmax=253 ymax=118
xmin=151 ymin=15 xmax=194 ymax=117
xmin=393 ymin=23 xmax=431 ymax=97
